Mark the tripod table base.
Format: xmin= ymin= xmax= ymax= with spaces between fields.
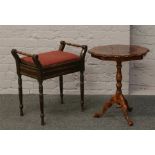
xmin=94 ymin=93 xmax=133 ymax=126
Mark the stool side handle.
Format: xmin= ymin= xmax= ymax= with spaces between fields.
xmin=59 ymin=40 xmax=88 ymax=59
xmin=11 ymin=49 xmax=33 ymax=57
xmin=59 ymin=41 xmax=88 ymax=71
xmin=11 ymin=49 xmax=42 ymax=69
xmin=60 ymin=40 xmax=87 ymax=49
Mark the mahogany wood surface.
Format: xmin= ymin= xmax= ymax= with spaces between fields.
xmin=89 ymin=45 xmax=149 ymax=126
xmin=89 ymin=45 xmax=149 ymax=61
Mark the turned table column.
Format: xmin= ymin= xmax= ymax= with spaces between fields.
xmin=89 ymin=45 xmax=149 ymax=126
xmin=116 ymin=61 xmax=122 ymax=94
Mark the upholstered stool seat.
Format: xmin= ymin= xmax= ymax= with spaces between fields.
xmin=22 ymin=51 xmax=81 ymax=67
xmin=11 ymin=41 xmax=87 ymax=125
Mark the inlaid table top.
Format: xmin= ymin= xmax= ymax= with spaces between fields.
xmin=88 ymin=45 xmax=149 ymax=61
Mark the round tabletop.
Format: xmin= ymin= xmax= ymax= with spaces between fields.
xmin=88 ymin=45 xmax=149 ymax=61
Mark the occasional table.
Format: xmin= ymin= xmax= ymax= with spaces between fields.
xmin=89 ymin=45 xmax=149 ymax=126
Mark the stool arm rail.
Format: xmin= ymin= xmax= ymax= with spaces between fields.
xmin=59 ymin=40 xmax=88 ymax=59
xmin=11 ymin=49 xmax=34 ymax=57
xmin=11 ymin=49 xmax=42 ymax=69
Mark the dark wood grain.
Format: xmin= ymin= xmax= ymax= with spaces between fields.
xmin=11 ymin=41 xmax=88 ymax=125
xmin=80 ymin=71 xmax=84 ymax=111
xmin=59 ymin=75 xmax=63 ymax=104
xmin=38 ymin=79 xmax=45 ymax=125
xmin=90 ymin=44 xmax=149 ymax=126
xmin=18 ymin=74 xmax=23 ymax=116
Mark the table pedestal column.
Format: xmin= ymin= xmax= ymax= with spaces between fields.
xmin=94 ymin=61 xmax=133 ymax=126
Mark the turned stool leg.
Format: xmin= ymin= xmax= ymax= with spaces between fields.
xmin=59 ymin=75 xmax=63 ymax=104
xmin=80 ymin=71 xmax=84 ymax=111
xmin=18 ymin=74 xmax=23 ymax=116
xmin=38 ymin=80 xmax=45 ymax=125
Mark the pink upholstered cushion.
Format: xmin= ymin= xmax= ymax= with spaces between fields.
xmin=22 ymin=51 xmax=80 ymax=67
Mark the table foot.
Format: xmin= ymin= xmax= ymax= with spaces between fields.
xmin=128 ymin=120 xmax=134 ymax=126
xmin=94 ymin=94 xmax=134 ymax=126
xmin=120 ymin=103 xmax=133 ymax=126
xmin=94 ymin=112 xmax=102 ymax=118
xmin=94 ymin=100 xmax=113 ymax=118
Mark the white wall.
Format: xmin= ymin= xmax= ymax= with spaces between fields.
xmin=130 ymin=25 xmax=155 ymax=95
xmin=0 ymin=25 xmax=130 ymax=94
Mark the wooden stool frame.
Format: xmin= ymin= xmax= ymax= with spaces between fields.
xmin=11 ymin=41 xmax=87 ymax=125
